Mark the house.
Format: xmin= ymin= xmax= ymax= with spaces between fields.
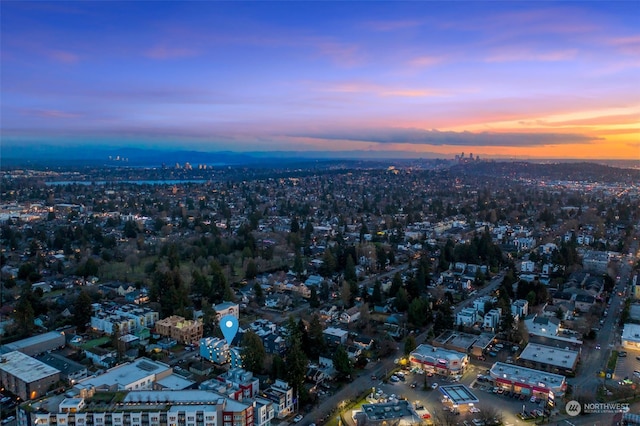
xmin=214 ymin=302 xmax=239 ymax=320
xmin=482 ymin=309 xmax=501 ymax=331
xmin=511 ymin=299 xmax=529 ymax=318
xmin=323 ymin=327 xmax=349 ymax=346
xmin=455 ymin=308 xmax=477 ymax=327
xmin=340 ymin=306 xmax=361 ymax=324
xmin=199 ymin=337 xmax=229 ymax=364
xmin=524 ymin=314 xmax=560 ymax=338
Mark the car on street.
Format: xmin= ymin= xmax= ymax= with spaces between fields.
xmin=619 ymin=351 xmax=628 ymax=357
xmin=431 ymin=383 xmax=438 ymax=389
xmin=410 ymin=382 xmax=417 ymax=388
xmin=595 ymin=344 xmax=601 ymax=349
xmin=470 ymin=407 xmax=481 ymax=413
xmin=293 ymin=414 xmax=303 ymax=423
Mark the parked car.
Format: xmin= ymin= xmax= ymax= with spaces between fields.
xmin=431 ymin=383 xmax=439 ymax=389
xmin=293 ymin=414 xmax=303 ymax=423
xmin=619 ymin=351 xmax=628 ymax=357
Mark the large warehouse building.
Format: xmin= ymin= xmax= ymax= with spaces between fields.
xmin=0 ymin=351 xmax=61 ymax=400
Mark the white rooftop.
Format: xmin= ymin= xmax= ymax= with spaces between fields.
xmin=622 ymin=323 xmax=640 ymax=343
xmin=0 ymin=351 xmax=60 ymax=383
xmin=155 ymin=374 xmax=196 ymax=390
xmin=518 ymin=343 xmax=579 ymax=369
xmin=490 ymin=362 xmax=565 ymax=388
xmin=77 ymin=358 xmax=170 ymax=390
xmin=123 ymin=390 xmax=249 ymax=411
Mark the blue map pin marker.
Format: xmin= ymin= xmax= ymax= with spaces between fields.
xmin=220 ymin=315 xmax=239 ymax=344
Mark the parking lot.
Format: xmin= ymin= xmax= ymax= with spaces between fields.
xmin=361 ymin=361 xmax=557 ymax=426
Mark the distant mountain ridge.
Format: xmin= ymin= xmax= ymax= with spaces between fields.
xmin=454 ymin=160 xmax=640 ymax=183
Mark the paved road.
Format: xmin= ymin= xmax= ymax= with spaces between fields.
xmin=299 ymin=270 xmax=506 ymax=425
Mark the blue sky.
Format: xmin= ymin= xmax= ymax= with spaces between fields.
xmin=2 ymin=1 xmax=639 ymax=158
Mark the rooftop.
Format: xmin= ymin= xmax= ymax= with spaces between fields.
xmin=76 ymin=358 xmax=170 ymax=390
xmin=518 ymin=343 xmax=579 ymax=369
xmin=0 ymin=351 xmax=60 ymax=383
xmin=1 ymin=331 xmax=64 ymax=352
xmin=622 ymin=324 xmax=640 ymax=342
xmin=358 ymin=400 xmax=417 ymax=422
xmin=439 ymin=385 xmax=479 ymax=405
xmin=490 ymin=362 xmax=565 ymax=388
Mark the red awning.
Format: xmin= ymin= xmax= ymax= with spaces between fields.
xmin=532 ymin=386 xmax=550 ymax=393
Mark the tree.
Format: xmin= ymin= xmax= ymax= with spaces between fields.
xmin=73 ymin=290 xmax=93 ymax=332
xmin=394 ymin=288 xmax=409 ymax=312
xmin=404 ymin=335 xmax=417 ymax=356
xmin=389 ymin=272 xmax=402 ymax=297
xmin=333 ymin=345 xmax=353 ymax=381
xmin=241 ymin=330 xmax=266 ymax=374
xmin=307 ymin=314 xmax=326 ymax=359
xmin=290 ymin=217 xmax=300 ymax=234
xmin=408 ymin=297 xmax=430 ymax=327
xmin=271 ymin=354 xmax=286 ymax=380
xmin=285 ymin=319 xmax=308 ymax=400
xmin=345 ymin=255 xmax=357 ymax=284
xmin=14 ymin=292 xmax=35 ymax=337
xmin=320 ymin=248 xmax=336 ymax=277
xmin=253 ymin=282 xmax=265 ymax=306
xmin=309 ymin=287 xmax=320 ymax=308
xmin=123 ymin=220 xmax=138 ymax=238
xmin=245 ymin=260 xmax=258 ymax=280
xmin=371 ymin=280 xmax=382 ymax=305
xmin=340 ymin=280 xmax=351 ymax=307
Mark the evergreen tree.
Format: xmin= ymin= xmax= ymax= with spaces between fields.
xmin=285 ymin=317 xmax=308 ymax=400
xmin=307 ymin=314 xmax=326 ymax=359
xmin=344 ymin=255 xmax=357 ymax=283
xmin=73 ymin=290 xmax=93 ymax=332
xmin=271 ymin=354 xmax=286 ymax=380
xmin=371 ymin=280 xmax=382 ymax=305
xmin=245 ymin=260 xmax=258 ymax=280
xmin=389 ymin=272 xmax=402 ymax=297
xmin=394 ymin=288 xmax=410 ymax=312
xmin=253 ymin=282 xmax=265 ymax=306
xmin=404 ymin=335 xmax=417 ymax=356
xmin=309 ymin=287 xmax=320 ymax=308
xmin=333 ymin=345 xmax=353 ymax=381
xmin=241 ymin=330 xmax=266 ymax=373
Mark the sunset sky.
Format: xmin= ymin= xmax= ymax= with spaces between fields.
xmin=2 ymin=1 xmax=639 ymax=159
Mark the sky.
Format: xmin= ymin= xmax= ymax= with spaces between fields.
xmin=1 ymin=1 xmax=639 ymax=159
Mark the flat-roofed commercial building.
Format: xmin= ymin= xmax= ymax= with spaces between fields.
xmin=409 ymin=344 xmax=468 ymax=376
xmin=622 ymin=323 xmax=640 ymax=349
xmin=489 ymin=362 xmax=566 ymax=400
xmin=0 ymin=331 xmax=65 ymax=356
xmin=75 ymin=357 xmax=172 ymax=394
xmin=517 ymin=343 xmax=579 ymax=376
xmin=0 ymin=351 xmax=61 ymax=400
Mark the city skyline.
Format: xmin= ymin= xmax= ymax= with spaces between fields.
xmin=1 ymin=1 xmax=639 ymax=159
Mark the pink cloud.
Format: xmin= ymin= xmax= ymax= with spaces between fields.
xmin=23 ymin=109 xmax=80 ymax=118
xmin=407 ymin=55 xmax=444 ymax=68
xmin=485 ymin=49 xmax=577 ymax=63
xmin=47 ymin=50 xmax=79 ymax=64
xmin=607 ymin=35 xmax=640 ymax=56
xmin=145 ymin=46 xmax=199 ymax=60
xmin=361 ymin=19 xmax=423 ymax=32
